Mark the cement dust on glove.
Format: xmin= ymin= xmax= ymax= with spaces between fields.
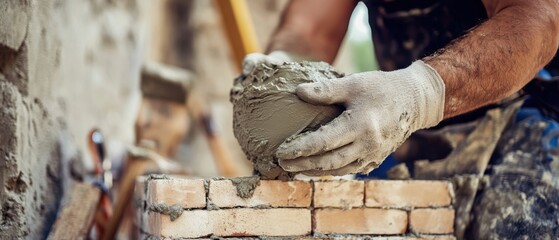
xmin=275 ymin=60 xmax=446 ymax=176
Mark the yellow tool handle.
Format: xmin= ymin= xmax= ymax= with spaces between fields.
xmin=214 ymin=0 xmax=261 ymax=69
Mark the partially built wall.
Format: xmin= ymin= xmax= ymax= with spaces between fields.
xmin=137 ymin=176 xmax=456 ymax=239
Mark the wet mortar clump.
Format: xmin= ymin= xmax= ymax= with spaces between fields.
xmin=231 ymin=61 xmax=344 ymax=179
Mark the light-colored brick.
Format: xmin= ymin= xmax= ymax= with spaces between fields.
xmin=209 ymin=179 xmax=312 ymax=208
xmin=134 ymin=177 xmax=147 ymax=207
xmin=314 ymin=208 xmax=407 ymax=235
xmin=314 ymin=180 xmax=364 ymax=208
xmin=365 ymin=180 xmax=452 ymax=208
xmin=140 ymin=210 xmax=150 ymax=236
xmin=146 ymin=210 xmax=211 ymax=238
xmin=295 ymin=238 xmax=455 ymax=240
xmin=134 ymin=177 xmax=146 ymax=229
xmin=148 ymin=208 xmax=311 ymax=238
xmin=417 ymin=237 xmax=456 ymax=240
xmin=295 ymin=238 xmax=425 ymax=240
xmin=216 ymin=238 xmax=259 ymax=240
xmin=147 ymin=178 xmax=206 ymax=209
xmin=211 ymin=208 xmax=311 ymax=236
xmin=410 ymin=208 xmax=455 ymax=234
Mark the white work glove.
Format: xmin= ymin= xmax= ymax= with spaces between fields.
xmin=242 ymin=51 xmax=298 ymax=75
xmin=275 ymin=60 xmax=445 ymax=176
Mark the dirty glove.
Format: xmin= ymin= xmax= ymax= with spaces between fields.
xmin=242 ymin=51 xmax=299 ymax=75
xmin=275 ymin=61 xmax=445 ymax=176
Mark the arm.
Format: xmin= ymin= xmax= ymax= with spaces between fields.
xmin=266 ymin=0 xmax=357 ymax=63
xmin=275 ymin=0 xmax=559 ymax=176
xmin=425 ymin=0 xmax=559 ymax=118
xmin=241 ymin=0 xmax=356 ymax=74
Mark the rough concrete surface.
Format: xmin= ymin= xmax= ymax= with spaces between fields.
xmin=0 ymin=0 xmax=147 ymax=238
xmin=231 ymin=62 xmax=344 ymax=179
xmin=0 ymin=0 xmax=28 ymax=51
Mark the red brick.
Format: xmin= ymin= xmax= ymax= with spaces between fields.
xmin=314 ymin=208 xmax=408 ymax=235
xmin=147 ymin=178 xmax=206 ymax=209
xmin=314 ymin=180 xmax=364 ymax=208
xmin=365 ymin=180 xmax=452 ymax=208
xmin=147 ymin=208 xmax=311 ymax=238
xmin=209 ymin=179 xmax=312 ymax=208
xmin=409 ymin=208 xmax=455 ymax=234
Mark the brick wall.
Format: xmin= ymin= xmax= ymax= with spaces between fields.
xmin=135 ymin=176 xmax=455 ymax=239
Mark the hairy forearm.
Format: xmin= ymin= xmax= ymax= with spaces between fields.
xmin=267 ymin=29 xmax=324 ymax=61
xmin=425 ymin=0 xmax=559 ymax=118
xmin=266 ymin=0 xmax=355 ymax=63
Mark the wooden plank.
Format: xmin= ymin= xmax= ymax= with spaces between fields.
xmin=47 ymin=183 xmax=101 ymax=240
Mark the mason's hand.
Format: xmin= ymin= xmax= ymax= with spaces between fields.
xmin=242 ymin=51 xmax=296 ymax=75
xmin=275 ymin=61 xmax=446 ymax=176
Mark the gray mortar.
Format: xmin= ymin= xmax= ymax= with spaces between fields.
xmin=206 ymin=199 xmax=219 ymax=210
xmin=148 ymin=203 xmax=184 ymax=221
xmin=205 ymin=179 xmax=220 ymax=210
xmin=230 ymin=176 xmax=261 ymax=199
xmin=143 ymin=235 xmax=161 ymax=240
xmin=231 ymin=62 xmax=344 ymax=179
xmin=146 ymin=174 xmax=170 ymax=181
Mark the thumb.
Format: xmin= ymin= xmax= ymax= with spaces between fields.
xmin=296 ymin=78 xmax=349 ymax=105
xmin=242 ymin=53 xmax=266 ymax=75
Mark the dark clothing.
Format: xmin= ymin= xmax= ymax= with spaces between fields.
xmin=359 ymin=1 xmax=559 ymax=239
xmin=469 ymin=105 xmax=559 ymax=239
xmin=361 ymin=0 xmax=559 ymax=125
xmin=362 ymin=0 xmax=559 ymax=72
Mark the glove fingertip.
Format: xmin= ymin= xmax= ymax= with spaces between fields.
xmin=274 ymin=149 xmax=286 ymax=159
xmin=278 ymin=159 xmax=299 ymax=172
xmin=275 ymin=147 xmax=292 ymax=160
xmin=275 ymin=141 xmax=303 ymax=160
xmin=296 ymin=82 xmax=322 ymax=103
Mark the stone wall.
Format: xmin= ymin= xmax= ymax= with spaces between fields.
xmin=0 ymin=0 xmax=146 ymax=238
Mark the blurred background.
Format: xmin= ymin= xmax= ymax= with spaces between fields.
xmin=0 ymin=0 xmax=376 ymax=239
